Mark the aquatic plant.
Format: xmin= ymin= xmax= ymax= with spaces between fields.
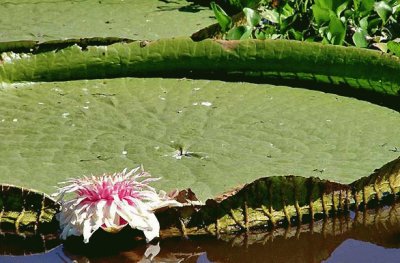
xmin=0 ymin=0 xmax=399 ymax=249
xmin=52 ymin=167 xmax=181 ymax=243
xmin=1 ymin=37 xmax=399 ymax=96
xmin=0 ymin=156 xmax=399 ymax=242
xmin=209 ymin=0 xmax=400 ymax=52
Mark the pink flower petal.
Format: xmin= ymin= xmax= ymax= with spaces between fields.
xmin=53 ymin=166 xmax=183 ymax=243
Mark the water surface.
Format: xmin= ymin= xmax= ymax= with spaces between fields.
xmin=1 ymin=204 xmax=399 ymax=263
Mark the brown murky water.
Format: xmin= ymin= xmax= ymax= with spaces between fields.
xmin=1 ymin=204 xmax=399 ymax=263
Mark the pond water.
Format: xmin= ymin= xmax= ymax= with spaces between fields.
xmin=1 ymin=204 xmax=399 ymax=263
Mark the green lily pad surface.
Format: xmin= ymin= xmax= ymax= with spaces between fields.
xmin=0 ymin=0 xmax=214 ymax=42
xmin=0 ymin=0 xmax=399 ymax=201
xmin=0 ymin=78 xmax=398 ymax=200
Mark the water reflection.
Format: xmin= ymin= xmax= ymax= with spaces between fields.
xmin=324 ymin=239 xmax=400 ymax=263
xmin=1 ymin=204 xmax=399 ymax=263
xmin=0 ymin=246 xmax=69 ymax=263
xmin=0 ymin=233 xmax=60 ymax=256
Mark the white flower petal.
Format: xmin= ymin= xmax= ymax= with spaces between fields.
xmin=53 ymin=166 xmax=182 ymax=243
xmin=141 ymin=213 xmax=160 ymax=242
xmin=82 ymin=219 xmax=93 ymax=243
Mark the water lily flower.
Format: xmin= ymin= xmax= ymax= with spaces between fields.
xmin=53 ymin=166 xmax=181 ymax=243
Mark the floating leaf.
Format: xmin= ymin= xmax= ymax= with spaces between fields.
xmin=328 ymin=15 xmax=346 ymax=45
xmin=0 ymin=38 xmax=400 ymax=95
xmin=0 ymin=0 xmax=216 ymax=43
xmin=287 ymin=29 xmax=304 ymax=40
xmin=0 ymin=185 xmax=59 ymax=234
xmin=374 ymin=1 xmax=393 ymax=23
xmin=314 ymin=0 xmax=348 ymax=13
xmin=0 ymin=38 xmax=399 ymax=201
xmin=312 ymin=4 xmax=333 ymax=25
xmin=373 ymin=42 xmax=388 ymax=52
xmin=240 ymin=27 xmax=253 ymax=39
xmin=280 ymin=3 xmax=296 ymax=20
xmin=210 ymin=2 xmax=232 ymax=32
xmin=352 ymin=28 xmax=369 ymax=48
xmin=226 ymin=26 xmax=248 ymax=40
xmin=354 ymin=0 xmax=375 ymax=15
xmin=359 ymin=16 xmax=369 ymax=31
xmin=314 ymin=0 xmax=334 ymax=10
xmin=254 ymin=30 xmax=266 ymax=40
xmin=262 ymin=9 xmax=280 ymax=24
xmin=388 ymin=39 xmax=400 ymax=55
xmin=2 ymin=156 xmax=400 ymax=240
xmin=336 ymin=1 xmax=349 ymax=17
xmin=243 ymin=7 xmax=261 ymax=27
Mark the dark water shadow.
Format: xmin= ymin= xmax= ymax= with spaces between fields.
xmin=69 ymin=203 xmax=400 ymax=262
xmin=157 ymin=0 xmax=209 ymax=13
xmin=156 ymin=4 xmax=208 ymax=13
xmin=1 ymin=204 xmax=399 ymax=263
xmin=183 ymin=0 xmax=241 ymax=14
xmin=0 ymin=233 xmax=60 ymax=256
xmin=245 ymin=76 xmax=400 ymax=113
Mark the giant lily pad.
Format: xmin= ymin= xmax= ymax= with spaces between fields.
xmin=1 ymin=155 xmax=398 ymax=244
xmin=0 ymin=77 xmax=399 ymax=200
xmin=0 ymin=0 xmax=215 ymax=42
